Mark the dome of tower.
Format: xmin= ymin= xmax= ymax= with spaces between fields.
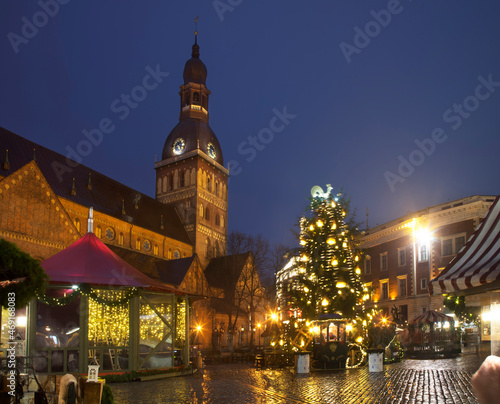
xmin=161 ymin=118 xmax=223 ymax=166
xmin=183 ymin=42 xmax=207 ymax=85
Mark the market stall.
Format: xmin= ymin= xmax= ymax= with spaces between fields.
xmin=403 ymin=310 xmax=460 ymax=358
xmin=28 ymin=231 xmax=192 ymax=375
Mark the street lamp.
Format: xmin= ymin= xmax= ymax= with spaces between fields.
xmin=257 ymin=323 xmax=261 ymax=349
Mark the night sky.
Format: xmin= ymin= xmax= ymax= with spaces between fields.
xmin=1 ymin=1 xmax=500 ymax=248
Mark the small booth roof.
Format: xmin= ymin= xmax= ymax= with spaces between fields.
xmin=429 ymin=195 xmax=500 ymax=295
xmin=41 ymin=232 xmax=186 ymax=295
xmin=411 ymin=310 xmax=453 ymax=324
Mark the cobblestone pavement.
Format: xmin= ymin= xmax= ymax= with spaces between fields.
xmin=110 ymin=349 xmax=488 ymax=404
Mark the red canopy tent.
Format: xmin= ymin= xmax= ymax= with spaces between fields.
xmin=41 ymin=232 xmax=184 ymax=294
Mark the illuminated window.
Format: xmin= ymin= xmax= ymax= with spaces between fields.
xmin=380 ymin=252 xmax=388 ymax=271
xmin=168 ymin=249 xmax=172 ymax=259
xmin=154 ymin=245 xmax=159 ymax=256
xmin=221 ymin=215 xmax=225 ymax=228
xmin=380 ymin=280 xmax=389 ymax=300
xmin=418 ymin=244 xmax=428 ymax=262
xmin=199 ymin=204 xmax=204 ymax=218
xmin=74 ymin=218 xmax=81 ymax=232
xmin=136 ymin=239 xmax=141 ymax=250
xmin=95 ymin=225 xmax=102 ymax=238
xmin=118 ymin=233 xmax=124 ymax=246
xmin=420 ymin=278 xmax=427 ymax=290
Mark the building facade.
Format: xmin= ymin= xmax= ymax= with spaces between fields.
xmin=359 ymin=195 xmax=495 ymax=323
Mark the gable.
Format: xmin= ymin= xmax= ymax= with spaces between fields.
xmin=179 ymin=255 xmax=211 ymax=296
xmin=0 ymin=161 xmax=79 ymax=259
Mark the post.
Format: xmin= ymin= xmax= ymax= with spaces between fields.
xmin=79 ymin=294 xmax=89 ymax=373
xmin=129 ymin=293 xmax=139 ymax=371
xmin=184 ymin=295 xmax=190 ymax=366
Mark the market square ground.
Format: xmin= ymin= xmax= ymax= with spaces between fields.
xmin=110 ymin=345 xmax=488 ymax=404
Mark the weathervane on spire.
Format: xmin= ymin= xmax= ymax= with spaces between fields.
xmin=194 ymin=16 xmax=199 ymax=42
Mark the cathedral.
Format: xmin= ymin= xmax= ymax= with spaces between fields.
xmin=0 ymin=34 xmax=265 ymax=352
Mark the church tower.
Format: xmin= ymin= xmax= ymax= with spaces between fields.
xmin=155 ymin=34 xmax=228 ymax=268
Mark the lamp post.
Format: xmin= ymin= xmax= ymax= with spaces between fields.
xmin=257 ymin=323 xmax=261 ymax=349
xmin=413 ymin=225 xmax=432 ymax=318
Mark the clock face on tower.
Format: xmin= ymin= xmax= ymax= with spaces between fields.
xmin=207 ymin=143 xmax=216 ymax=159
xmin=172 ymin=138 xmax=186 ymax=155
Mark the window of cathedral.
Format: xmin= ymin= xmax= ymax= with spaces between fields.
xmin=221 ymin=215 xmax=225 ymax=228
xmin=205 ymin=238 xmax=211 ymax=258
xmin=154 ymin=244 xmax=159 ymax=255
xmin=162 ymin=176 xmax=167 ymax=193
xmin=105 ymin=227 xmax=115 ymax=241
xmin=193 ymin=92 xmax=200 ymax=105
xmin=180 ymin=171 xmax=185 ymax=187
xmin=136 ymin=238 xmax=141 ymax=250
xmin=119 ymin=233 xmax=124 ymax=246
xmin=215 ymin=182 xmax=219 ymax=197
xmin=215 ymin=214 xmax=220 ymax=226
xmin=168 ymin=249 xmax=172 ymax=259
xmin=199 ymin=204 xmax=204 ymax=218
xmin=205 ymin=207 xmax=210 ymax=221
xmin=74 ymin=218 xmax=81 ymax=232
xmin=157 ymin=178 xmax=162 ymax=194
xmin=95 ymin=225 xmax=102 ymax=238
xmin=207 ymin=176 xmax=211 ymax=192
xmin=168 ymin=174 xmax=173 ymax=191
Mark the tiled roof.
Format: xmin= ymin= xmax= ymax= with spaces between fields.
xmin=0 ymin=126 xmax=192 ymax=245
xmin=108 ymin=244 xmax=197 ymax=288
xmin=204 ymin=252 xmax=251 ymax=290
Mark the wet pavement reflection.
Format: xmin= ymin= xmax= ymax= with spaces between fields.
xmin=110 ymin=348 xmax=488 ymax=403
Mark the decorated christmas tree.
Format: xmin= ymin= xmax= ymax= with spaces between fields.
xmin=292 ymin=185 xmax=370 ymax=325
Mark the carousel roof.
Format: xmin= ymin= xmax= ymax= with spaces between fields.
xmin=429 ymin=196 xmax=500 ymax=295
xmin=411 ymin=310 xmax=453 ymax=324
xmin=41 ymin=232 xmax=185 ymax=294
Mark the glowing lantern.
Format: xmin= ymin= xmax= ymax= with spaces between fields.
xmin=336 ymin=281 xmax=347 ymax=288
xmin=327 ymin=238 xmax=336 ymax=245
xmin=317 ymin=220 xmax=323 ymax=227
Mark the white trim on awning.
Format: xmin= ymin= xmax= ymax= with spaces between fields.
xmin=429 ymin=196 xmax=500 ymax=295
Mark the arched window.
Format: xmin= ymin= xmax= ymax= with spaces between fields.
xmin=180 ymin=171 xmax=185 ymax=187
xmin=157 ymin=178 xmax=162 ymax=194
xmin=95 ymin=225 xmax=102 ymax=238
xmin=207 ymin=176 xmax=211 ymax=192
xmin=205 ymin=238 xmax=211 ymax=258
xmin=74 ymin=218 xmax=81 ymax=233
xmin=193 ymin=92 xmax=200 ymax=105
xmin=205 ymin=207 xmax=210 ymax=221
xmin=199 ymin=204 xmax=204 ymax=218
xmin=184 ymin=171 xmax=190 ymax=187
xmin=215 ymin=182 xmax=219 ymax=197
xmin=163 ymin=176 xmax=167 ymax=193
xmin=215 ymin=214 xmax=220 ymax=226
xmin=136 ymin=239 xmax=141 ymax=250
xmin=154 ymin=245 xmax=159 ymax=255
xmin=119 ymin=233 xmax=124 ymax=246
xmin=214 ymin=240 xmax=219 ymax=258
xmin=221 ymin=215 xmax=225 ymax=228
xmin=168 ymin=249 xmax=172 ymax=259
xmin=168 ymin=174 xmax=173 ymax=191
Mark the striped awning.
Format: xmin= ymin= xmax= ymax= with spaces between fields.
xmin=429 ymin=196 xmax=500 ymax=295
xmin=411 ymin=310 xmax=453 ymax=324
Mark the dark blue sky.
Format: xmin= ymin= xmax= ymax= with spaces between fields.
xmin=1 ymin=1 xmax=500 ymax=247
